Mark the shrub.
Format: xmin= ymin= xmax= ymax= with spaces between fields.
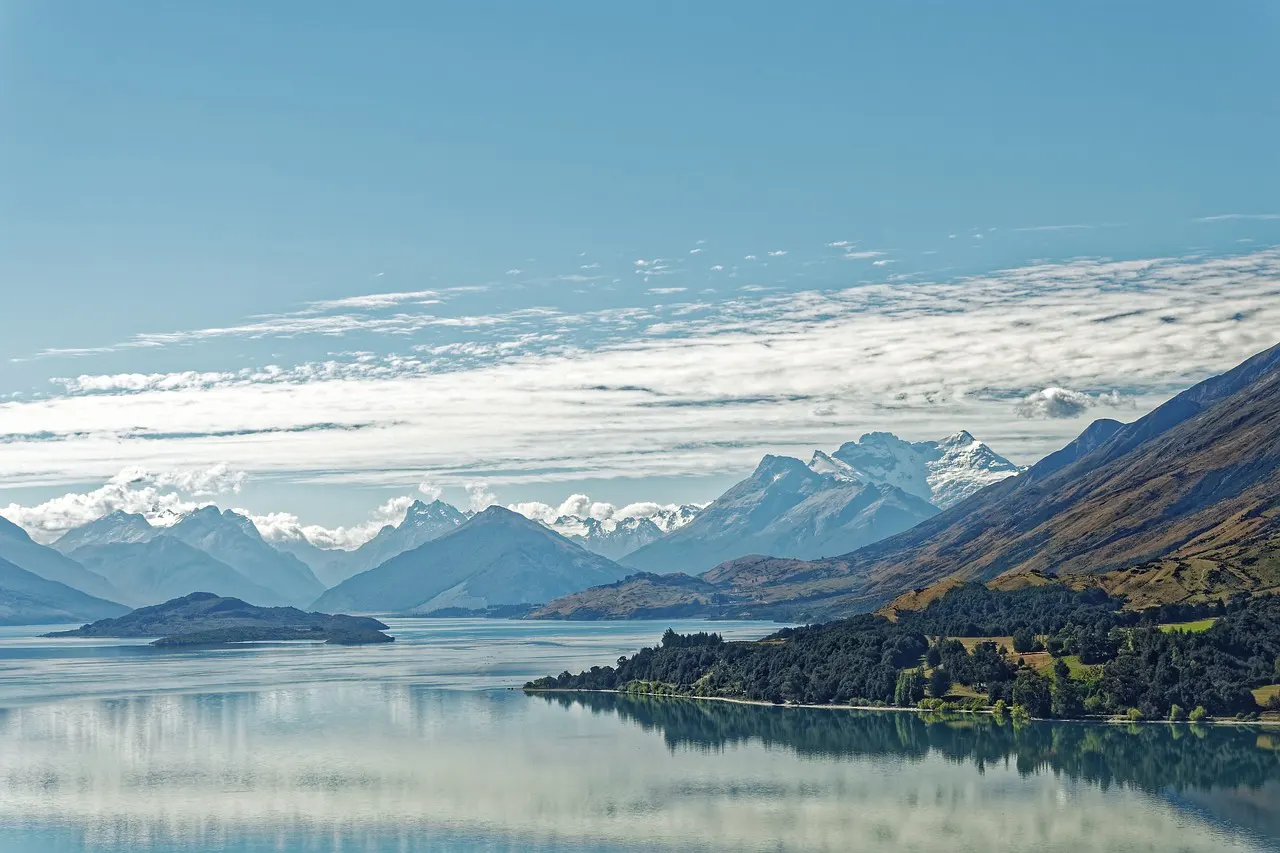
xmin=1189 ymin=705 xmax=1208 ymax=722
xmin=1126 ymin=707 xmax=1143 ymax=722
xmin=1168 ymin=704 xmax=1185 ymax=722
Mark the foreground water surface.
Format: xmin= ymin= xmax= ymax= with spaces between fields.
xmin=0 ymin=618 xmax=1277 ymax=852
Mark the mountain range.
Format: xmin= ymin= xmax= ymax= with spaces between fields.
xmin=314 ymin=506 xmax=633 ymax=614
xmin=0 ymin=556 xmax=127 ymax=625
xmin=539 ymin=340 xmax=1280 ymax=620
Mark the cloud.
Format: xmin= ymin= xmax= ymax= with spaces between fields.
xmin=710 ymin=265 xmax=724 ymax=272
xmin=1014 ymin=387 xmax=1126 ymax=419
xmin=1193 ymin=213 xmax=1280 ymax=222
xmin=465 ymin=482 xmax=497 ymax=512
xmin=1 ymin=249 xmax=1277 ymax=501
xmin=0 ymin=464 xmax=246 ymax=542
xmin=647 ymin=287 xmax=687 ymax=295
xmin=688 ymin=248 xmax=702 ymax=255
xmin=767 ymin=250 xmax=787 ymax=257
xmin=871 ymin=259 xmax=895 ymax=267
xmin=743 ymin=255 xmax=757 ymax=261
xmin=843 ymin=251 xmax=885 ymax=260
xmin=1013 ymin=224 xmax=1094 ymax=232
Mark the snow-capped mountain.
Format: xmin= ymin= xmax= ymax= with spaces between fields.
xmin=822 ymin=431 xmax=1022 ymax=509
xmin=621 ymin=455 xmax=939 ymax=575
xmin=541 ymin=504 xmax=704 ymax=560
xmin=274 ymin=499 xmax=467 ymax=587
xmin=52 ymin=510 xmax=157 ymax=554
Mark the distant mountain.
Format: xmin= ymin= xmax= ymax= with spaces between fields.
xmin=547 ymin=515 xmax=666 ymax=560
xmin=620 ymin=455 xmax=938 ymax=575
xmin=165 ymin=507 xmax=324 ymax=606
xmin=823 ymin=430 xmax=1022 ymax=509
xmin=272 ymin=499 xmax=467 ymax=587
xmin=0 ymin=515 xmax=122 ymax=603
xmin=314 ymin=506 xmax=632 ymax=614
xmin=52 ymin=510 xmax=157 ymax=554
xmin=0 ymin=556 xmax=129 ymax=626
xmin=702 ymin=339 xmax=1280 ymax=617
xmin=528 ymin=572 xmax=728 ymax=619
xmin=47 ymin=591 xmax=393 ymax=645
xmin=69 ymin=537 xmax=285 ymax=608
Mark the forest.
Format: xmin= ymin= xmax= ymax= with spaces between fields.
xmin=525 ymin=584 xmax=1280 ymax=720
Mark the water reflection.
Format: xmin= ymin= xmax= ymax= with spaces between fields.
xmin=0 ymin=684 xmax=1275 ymax=852
xmin=541 ymin=692 xmax=1280 ymax=796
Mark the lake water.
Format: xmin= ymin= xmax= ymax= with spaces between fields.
xmin=0 ymin=618 xmax=1277 ymax=852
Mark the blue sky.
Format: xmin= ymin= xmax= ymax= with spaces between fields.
xmin=2 ymin=2 xmax=1278 ymax=543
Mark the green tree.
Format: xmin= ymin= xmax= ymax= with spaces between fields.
xmin=928 ymin=667 xmax=952 ymax=699
xmin=1012 ymin=628 xmax=1036 ymax=654
xmin=1011 ymin=670 xmax=1053 ymax=718
xmin=894 ymin=668 xmax=926 ymax=706
xmin=1189 ymin=705 xmax=1208 ymax=722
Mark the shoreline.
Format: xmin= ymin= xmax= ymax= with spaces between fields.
xmin=523 ymin=687 xmax=1280 ymax=727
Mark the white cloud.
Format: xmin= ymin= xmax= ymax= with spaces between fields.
xmin=689 ymin=248 xmax=702 ymax=255
xmin=647 ymin=287 xmax=687 ymax=295
xmin=872 ymin=259 xmax=895 ymax=267
xmin=0 ymin=464 xmax=246 ymax=543
xmin=1 ymin=250 xmax=1277 ymax=503
xmin=465 ymin=482 xmax=497 ymax=512
xmin=1013 ymin=224 xmax=1094 ymax=232
xmin=767 ymin=250 xmax=787 ymax=257
xmin=1014 ymin=387 xmax=1127 ymax=420
xmin=843 ymin=251 xmax=885 ymax=260
xmin=1193 ymin=213 xmax=1280 ymax=222
xmin=743 ymin=255 xmax=757 ymax=261
xmin=710 ymin=265 xmax=724 ymax=272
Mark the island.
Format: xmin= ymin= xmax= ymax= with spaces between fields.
xmin=46 ymin=591 xmax=395 ymax=646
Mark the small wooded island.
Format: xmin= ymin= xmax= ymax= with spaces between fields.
xmin=46 ymin=591 xmax=394 ymax=646
xmin=527 ymin=581 xmax=1280 ymax=723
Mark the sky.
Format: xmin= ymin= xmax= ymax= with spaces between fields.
xmin=2 ymin=2 xmax=1279 ymax=545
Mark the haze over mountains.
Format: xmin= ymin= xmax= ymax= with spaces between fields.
xmin=543 ymin=341 xmax=1280 ymax=621
xmin=4 ymin=336 xmax=1279 ymax=630
xmin=314 ymin=507 xmax=633 ymax=614
xmin=0 ymin=428 xmax=1025 ymax=623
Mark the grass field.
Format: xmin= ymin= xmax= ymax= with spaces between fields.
xmin=1253 ymin=684 xmax=1280 ymax=707
xmin=1158 ymin=618 xmax=1217 ymax=633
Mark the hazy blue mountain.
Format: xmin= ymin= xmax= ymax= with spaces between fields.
xmin=164 ymin=507 xmax=324 ymax=606
xmin=314 ymin=506 xmax=631 ymax=614
xmin=52 ymin=510 xmax=157 ymax=554
xmin=70 ymin=537 xmax=286 ymax=608
xmin=0 ymin=555 xmax=129 ymax=625
xmin=0 ymin=515 xmax=122 ymax=603
xmin=273 ymin=499 xmax=468 ymax=587
xmin=621 ymin=455 xmax=938 ymax=576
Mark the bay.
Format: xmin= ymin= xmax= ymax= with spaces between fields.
xmin=0 ymin=618 xmax=1276 ymax=852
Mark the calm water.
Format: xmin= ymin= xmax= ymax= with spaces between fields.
xmin=0 ymin=619 xmax=1277 ymax=852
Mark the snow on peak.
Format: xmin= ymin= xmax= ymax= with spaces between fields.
xmin=829 ymin=431 xmax=1022 ymax=509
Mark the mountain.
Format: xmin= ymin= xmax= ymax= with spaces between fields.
xmin=314 ymin=506 xmax=632 ymax=614
xmin=46 ymin=592 xmax=392 ymax=645
xmin=0 ymin=515 xmax=122 ymax=602
xmin=824 ymin=430 xmax=1022 ymax=508
xmin=164 ymin=507 xmax=324 ymax=606
xmin=619 ymin=455 xmax=938 ymax=575
xmin=69 ymin=537 xmax=285 ymax=608
xmin=52 ymin=511 xmax=157 ymax=554
xmin=704 ymin=340 xmax=1280 ymax=617
xmin=528 ymin=572 xmax=728 ymax=619
xmin=0 ymin=556 xmax=129 ymax=625
xmin=550 ymin=515 xmax=666 ymax=560
xmin=272 ymin=499 xmax=467 ymax=587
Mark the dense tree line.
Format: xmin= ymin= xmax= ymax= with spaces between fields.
xmin=527 ymin=585 xmax=1280 ymax=719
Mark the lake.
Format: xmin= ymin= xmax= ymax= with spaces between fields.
xmin=0 ymin=618 xmax=1277 ymax=852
